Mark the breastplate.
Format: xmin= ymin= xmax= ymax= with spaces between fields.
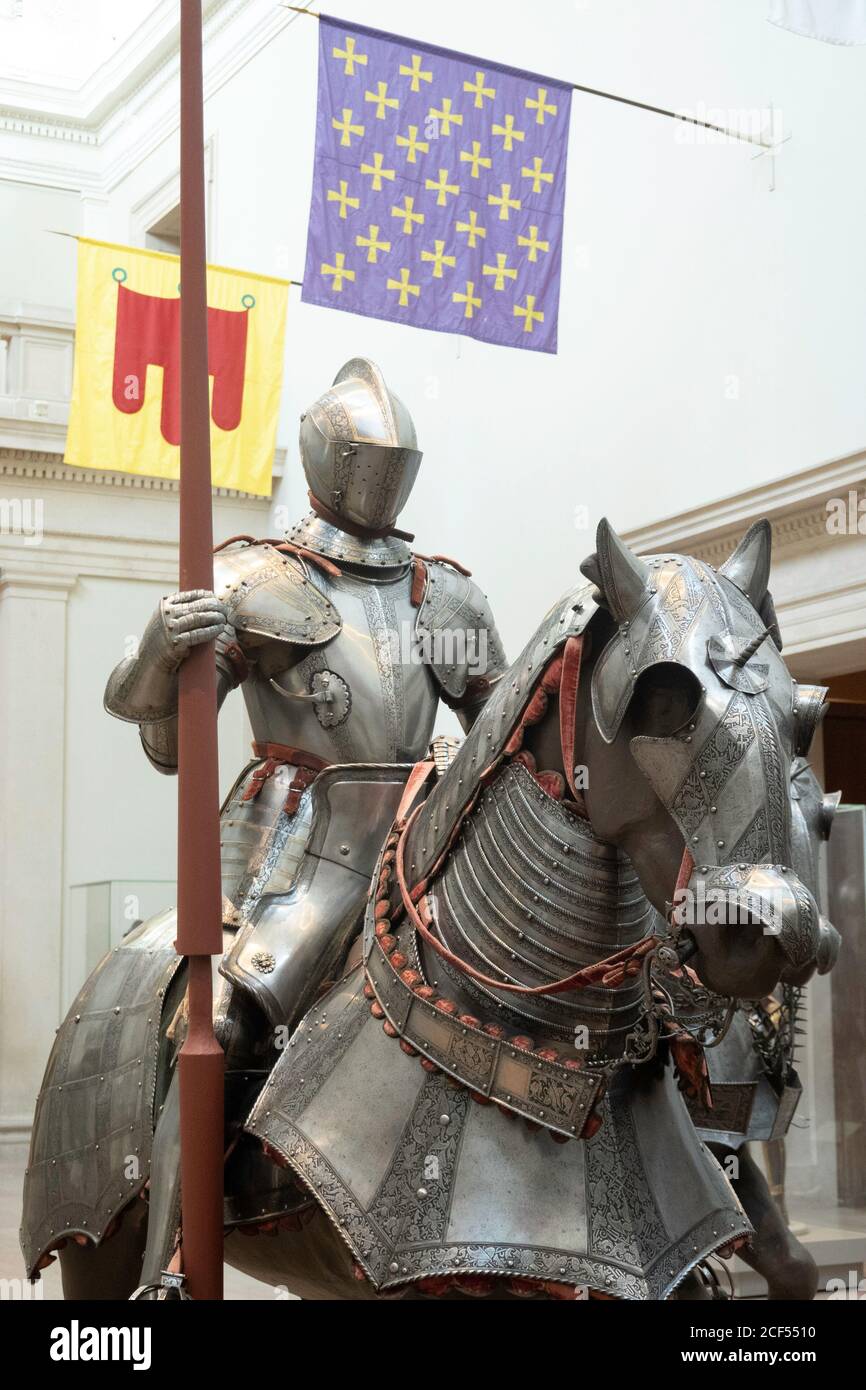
xmin=428 ymin=762 xmax=659 ymax=1055
xmin=241 ymin=566 xmax=439 ymax=764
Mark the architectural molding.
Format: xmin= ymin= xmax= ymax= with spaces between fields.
xmin=0 ymin=0 xmax=301 ymax=195
xmin=623 ymin=450 xmax=866 ymax=679
xmin=623 ymin=450 xmax=866 ymax=553
xmin=0 ymin=447 xmax=285 ymax=496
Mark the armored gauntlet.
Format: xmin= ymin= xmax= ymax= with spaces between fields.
xmin=104 ymin=589 xmax=229 ymax=725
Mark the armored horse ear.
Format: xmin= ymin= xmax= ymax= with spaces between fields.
xmin=580 ymin=517 xmax=651 ymax=623
xmin=719 ymin=519 xmax=772 ymax=607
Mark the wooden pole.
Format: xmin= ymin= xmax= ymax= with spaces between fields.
xmin=176 ymin=0 xmax=224 ymax=1301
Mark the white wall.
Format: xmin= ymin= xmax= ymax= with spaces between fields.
xmin=93 ymin=0 xmax=866 ymax=657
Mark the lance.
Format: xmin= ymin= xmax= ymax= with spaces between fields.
xmin=176 ymin=0 xmax=225 ymax=1300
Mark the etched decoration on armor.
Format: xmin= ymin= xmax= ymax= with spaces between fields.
xmin=299 ymin=358 xmax=422 ymax=533
xmin=250 ymin=950 xmax=276 ymax=974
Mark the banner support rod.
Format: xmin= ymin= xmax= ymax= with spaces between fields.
xmin=282 ymin=5 xmax=774 ymax=150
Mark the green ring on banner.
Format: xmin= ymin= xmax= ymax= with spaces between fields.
xmin=241 ymin=293 xmax=256 ymax=309
xmin=112 ymin=267 xmax=128 ymax=283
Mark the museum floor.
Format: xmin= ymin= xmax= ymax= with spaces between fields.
xmin=2 ymin=1142 xmax=864 ymax=1301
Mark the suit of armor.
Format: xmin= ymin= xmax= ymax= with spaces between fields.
xmin=91 ymin=359 xmax=507 ymax=1287
xmin=104 ymin=358 xmax=505 ymax=1034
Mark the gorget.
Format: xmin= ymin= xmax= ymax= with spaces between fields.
xmin=287 ymin=511 xmax=411 ymax=570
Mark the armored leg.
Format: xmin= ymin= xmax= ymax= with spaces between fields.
xmin=134 ymin=980 xmax=281 ymax=1295
xmin=710 ymin=1142 xmax=818 ymax=1301
xmin=135 ymin=1071 xmax=183 ymax=1292
xmin=59 ymin=1198 xmax=149 ymax=1301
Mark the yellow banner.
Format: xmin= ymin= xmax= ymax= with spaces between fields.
xmin=65 ymin=238 xmax=289 ymax=497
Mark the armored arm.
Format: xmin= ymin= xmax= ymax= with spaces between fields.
xmin=415 ymin=559 xmax=508 ymax=731
xmin=104 ymin=590 xmax=242 ymax=774
xmin=105 ymin=543 xmax=342 ymax=773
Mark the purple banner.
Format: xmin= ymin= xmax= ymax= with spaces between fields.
xmin=302 ymin=16 xmax=572 ymax=353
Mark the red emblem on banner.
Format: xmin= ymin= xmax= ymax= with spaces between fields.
xmin=111 ymin=283 xmax=250 ymax=446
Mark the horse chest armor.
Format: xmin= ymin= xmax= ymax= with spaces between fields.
xmin=428 ymin=763 xmax=659 ymax=1049
xmin=245 ymin=570 xmax=439 ymax=766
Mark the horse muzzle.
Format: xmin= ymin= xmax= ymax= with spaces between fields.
xmin=672 ymin=861 xmax=824 ymax=973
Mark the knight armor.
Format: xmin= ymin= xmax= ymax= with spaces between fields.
xmin=102 ymin=358 xmax=506 ymax=1029
xmin=22 ymin=360 xmax=506 ymax=1286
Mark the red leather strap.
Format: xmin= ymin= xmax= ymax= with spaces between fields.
xmin=559 ymin=635 xmax=584 ymax=799
xmin=243 ymin=744 xmax=332 ymax=807
xmin=222 ymin=640 xmax=249 ymax=686
xmin=669 ymin=846 xmax=695 ymax=924
xmin=251 ymin=742 xmax=330 ymax=772
xmin=270 ymin=541 xmax=342 ymax=578
xmin=211 ymin=534 xmax=342 ymax=578
xmin=213 ymin=534 xmax=257 ymax=552
xmin=308 ymin=491 xmax=415 ymax=543
xmin=395 ymin=803 xmax=657 ymax=996
xmin=412 ymin=551 xmax=472 ymax=577
xmin=410 ymin=557 xmax=427 ymax=607
xmin=394 ymin=759 xmax=436 ymax=823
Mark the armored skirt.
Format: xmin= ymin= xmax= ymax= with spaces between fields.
xmin=246 ymin=968 xmax=751 ymax=1299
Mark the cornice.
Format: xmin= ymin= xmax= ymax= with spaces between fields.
xmin=623 ymin=450 xmax=866 ymax=558
xmin=0 ymin=0 xmax=301 ymax=194
xmin=0 ymin=0 xmax=228 ymax=129
xmin=0 ymin=447 xmax=284 ymax=500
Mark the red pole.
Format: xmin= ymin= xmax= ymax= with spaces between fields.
xmin=176 ymin=0 xmax=224 ymax=1301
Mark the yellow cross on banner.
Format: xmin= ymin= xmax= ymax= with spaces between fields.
xmin=514 ymin=293 xmax=544 ymax=331
xmin=307 ymin=19 xmax=573 ymax=352
xmin=517 ymin=224 xmax=550 ymax=262
xmin=395 ymin=124 xmax=430 ymax=163
xmin=453 ymin=281 xmax=482 ymax=319
xmin=365 ymin=81 xmax=399 ymax=120
xmin=332 ymin=108 xmax=365 ymax=146
xmin=522 ymin=155 xmax=554 ymax=194
xmin=355 ymin=224 xmax=391 ymax=263
xmin=391 ymin=195 xmax=425 ymax=233
xmin=387 ymin=267 xmax=421 ymax=306
xmin=525 ymin=86 xmax=557 ymax=123
xmin=456 ymin=209 xmax=487 ymax=247
xmin=482 ymin=252 xmax=517 ymax=290
xmin=492 ymin=114 xmax=525 ymax=151
xmin=488 ymin=183 xmax=521 ymax=220
xmin=460 ymin=140 xmax=492 ymax=178
xmin=425 ymin=168 xmax=460 ymax=206
xmin=421 ymin=239 xmax=457 ymax=279
xmin=464 ymin=70 xmax=496 ymax=108
xmin=332 ymin=35 xmax=367 ymax=76
xmin=360 ymin=151 xmax=396 ymax=190
xmin=327 ymin=180 xmax=360 ymax=219
xmin=400 ymin=53 xmax=433 ymax=92
xmin=428 ymin=97 xmax=463 ymax=136
xmin=321 ymin=252 xmax=355 ymax=291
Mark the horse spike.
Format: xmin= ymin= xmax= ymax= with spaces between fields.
xmin=732 ymin=627 xmax=771 ymax=668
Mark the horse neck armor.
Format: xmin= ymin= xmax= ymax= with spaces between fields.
xmin=427 ymin=761 xmax=660 ymax=1054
